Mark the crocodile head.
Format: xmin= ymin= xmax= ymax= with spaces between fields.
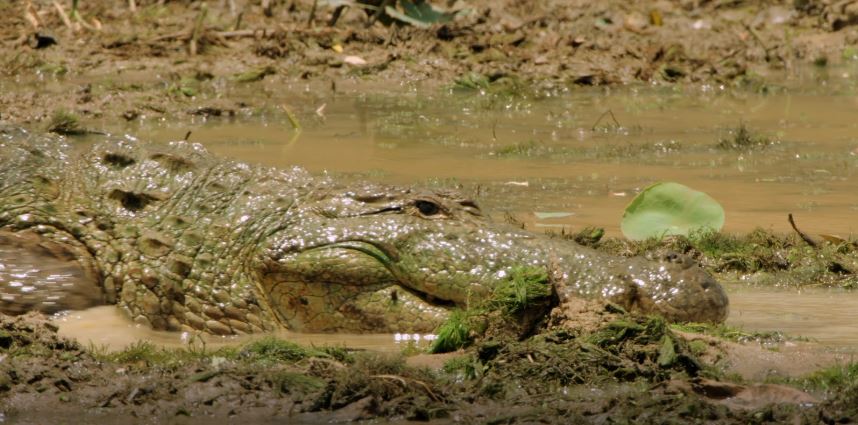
xmin=260 ymin=184 xmax=728 ymax=333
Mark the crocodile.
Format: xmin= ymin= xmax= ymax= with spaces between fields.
xmin=0 ymin=127 xmax=728 ymax=335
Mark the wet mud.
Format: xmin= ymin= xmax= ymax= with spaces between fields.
xmin=3 ymin=0 xmax=858 ymax=423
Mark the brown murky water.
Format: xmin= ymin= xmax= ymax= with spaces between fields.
xmin=22 ymin=83 xmax=858 ymax=352
xmin=130 ymin=85 xmax=858 ymax=239
xmin=54 ymin=285 xmax=858 ymax=354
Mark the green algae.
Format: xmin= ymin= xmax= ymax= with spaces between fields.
xmin=582 ymin=228 xmax=858 ymax=289
xmin=716 ymin=123 xmax=774 ymax=151
xmin=430 ymin=266 xmax=553 ymax=353
xmin=46 ymin=110 xmax=85 ymax=136
xmin=670 ymin=322 xmax=788 ymax=345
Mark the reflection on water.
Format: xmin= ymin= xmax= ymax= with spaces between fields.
xmin=55 ymin=306 xmax=435 ymax=353
xmin=726 ymin=284 xmax=858 ymax=351
xmin=0 ymin=232 xmax=103 ymax=315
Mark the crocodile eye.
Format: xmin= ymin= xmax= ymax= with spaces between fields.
xmin=415 ymin=200 xmax=440 ymax=216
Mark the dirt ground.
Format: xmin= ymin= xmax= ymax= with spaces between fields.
xmin=2 ymin=0 xmax=858 ymax=124
xmin=3 ymin=0 xmax=858 ymax=423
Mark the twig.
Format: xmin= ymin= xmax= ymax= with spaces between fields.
xmin=52 ymin=0 xmax=73 ymax=30
xmin=367 ymin=0 xmax=394 ymax=27
xmin=328 ymin=5 xmax=348 ymax=27
xmin=282 ymin=105 xmax=301 ymax=130
xmin=218 ymin=28 xmax=272 ymax=38
xmin=233 ymin=11 xmax=244 ymax=31
xmin=308 ymin=0 xmax=318 ymax=27
xmin=189 ymin=5 xmax=208 ymax=56
xmin=183 ymin=131 xmax=192 ymax=141
xmin=153 ymin=28 xmax=274 ymax=43
xmin=24 ymin=2 xmax=41 ymax=29
xmin=129 ymin=0 xmax=137 ymax=13
xmin=591 ymin=109 xmax=621 ymax=131
xmin=369 ymin=375 xmax=442 ymax=402
xmin=742 ymin=22 xmax=771 ymax=62
xmin=384 ymin=23 xmax=398 ymax=47
xmin=788 ymin=213 xmax=818 ymax=248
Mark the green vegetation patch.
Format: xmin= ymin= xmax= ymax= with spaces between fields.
xmin=444 ymin=315 xmax=707 ymax=402
xmin=430 ymin=266 xmax=554 ymax=353
xmin=715 ymin=123 xmax=774 ymax=151
xmin=581 ymin=228 xmax=858 ymax=288
xmin=239 ymin=336 xmax=330 ymax=362
xmin=453 ymin=72 xmax=531 ymax=97
xmin=46 ymin=109 xmax=86 ymax=135
xmin=798 ymin=363 xmax=858 ymax=392
xmin=670 ymin=322 xmax=787 ymax=345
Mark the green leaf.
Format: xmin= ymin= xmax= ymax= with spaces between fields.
xmin=657 ymin=334 xmax=677 ymax=367
xmin=384 ymin=0 xmax=455 ymax=28
xmin=621 ymin=182 xmax=724 ymax=241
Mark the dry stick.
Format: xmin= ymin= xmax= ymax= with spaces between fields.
xmin=308 ymin=0 xmax=318 ymax=27
xmin=24 ymin=4 xmax=41 ymax=29
xmin=52 ymin=0 xmax=73 ymax=30
xmin=384 ymin=23 xmax=398 ymax=47
xmin=367 ymin=0 xmax=394 ymax=27
xmin=328 ymin=5 xmax=348 ymax=27
xmin=233 ymin=11 xmax=244 ymax=31
xmin=189 ymin=6 xmax=208 ymax=56
xmin=591 ymin=109 xmax=620 ymax=131
xmin=154 ymin=28 xmax=271 ymax=42
xmin=742 ymin=22 xmax=772 ymax=62
xmin=788 ymin=213 xmax=818 ymax=248
xmin=128 ymin=0 xmax=137 ymax=13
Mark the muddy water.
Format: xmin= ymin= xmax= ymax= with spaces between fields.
xmin=30 ymin=83 xmax=858 ymax=352
xmin=131 ymin=86 xmax=858 ymax=239
xmin=56 ymin=306 xmax=433 ymax=353
xmin=726 ymin=283 xmax=858 ymax=351
xmin=54 ymin=285 xmax=858 ymax=354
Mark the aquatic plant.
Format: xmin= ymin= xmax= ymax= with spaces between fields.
xmin=621 ymin=182 xmax=725 ymax=241
xmin=46 ymin=109 xmax=85 ymax=135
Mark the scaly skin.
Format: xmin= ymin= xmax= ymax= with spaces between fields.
xmin=0 ymin=127 xmax=729 ymax=335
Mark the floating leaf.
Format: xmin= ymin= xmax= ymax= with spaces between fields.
xmin=621 ymin=182 xmax=724 ymax=241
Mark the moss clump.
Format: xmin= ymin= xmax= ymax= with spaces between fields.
xmin=239 ymin=336 xmax=329 ymax=362
xmin=796 ymin=363 xmax=858 ymax=392
xmin=430 ymin=310 xmax=473 ymax=354
xmin=671 ymin=322 xmax=787 ymax=345
xmin=232 ymin=65 xmax=276 ymax=83
xmin=715 ymin=123 xmax=773 ymax=151
xmin=587 ymin=228 xmax=858 ymax=288
xmin=46 ymin=109 xmax=85 ymax=135
xmin=487 ymin=266 xmax=553 ymax=315
xmin=430 ymin=266 xmax=553 ymax=353
xmin=491 ymin=140 xmax=542 ymax=158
